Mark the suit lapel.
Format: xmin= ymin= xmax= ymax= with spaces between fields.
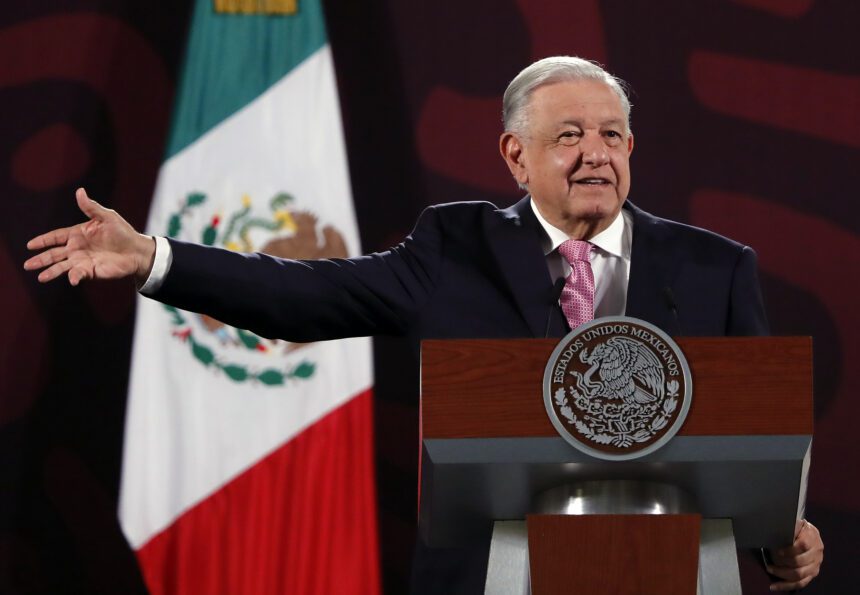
xmin=484 ymin=199 xmax=682 ymax=337
xmin=624 ymin=201 xmax=682 ymax=333
xmin=485 ymin=196 xmax=557 ymax=338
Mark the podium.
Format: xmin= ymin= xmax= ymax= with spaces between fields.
xmin=419 ymin=337 xmax=812 ymax=594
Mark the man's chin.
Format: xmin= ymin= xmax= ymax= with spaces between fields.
xmin=571 ymin=195 xmax=623 ymax=220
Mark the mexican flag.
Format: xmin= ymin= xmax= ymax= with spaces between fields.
xmin=119 ymin=1 xmax=379 ymax=593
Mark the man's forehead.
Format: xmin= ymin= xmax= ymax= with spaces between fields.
xmin=531 ymin=81 xmax=624 ymax=113
xmin=558 ymin=117 xmax=627 ymax=128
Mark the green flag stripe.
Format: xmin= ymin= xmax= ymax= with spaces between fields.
xmin=165 ymin=0 xmax=327 ymax=159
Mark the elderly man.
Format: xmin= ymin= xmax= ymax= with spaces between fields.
xmin=26 ymin=56 xmax=823 ymax=591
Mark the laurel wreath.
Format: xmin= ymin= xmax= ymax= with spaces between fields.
xmin=554 ymin=382 xmax=680 ymax=449
xmin=161 ymin=191 xmax=316 ymax=386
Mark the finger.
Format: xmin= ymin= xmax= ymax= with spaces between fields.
xmin=770 ymin=554 xmax=813 ymax=570
xmin=76 ymin=187 xmax=108 ymax=221
xmin=69 ymin=265 xmax=90 ymax=286
xmin=37 ymin=259 xmax=73 ymax=283
xmin=770 ymin=546 xmax=819 ymax=568
xmin=23 ymin=246 xmax=68 ymax=271
xmin=772 ymin=521 xmax=821 ymax=561
xmin=767 ymin=560 xmax=815 ymax=581
xmin=26 ymin=226 xmax=72 ymax=251
xmin=768 ymin=564 xmax=816 ymax=591
xmin=769 ymin=575 xmax=813 ymax=592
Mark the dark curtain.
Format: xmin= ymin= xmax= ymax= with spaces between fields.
xmin=2 ymin=0 xmax=856 ymax=593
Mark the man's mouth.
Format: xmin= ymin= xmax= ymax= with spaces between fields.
xmin=574 ymin=177 xmax=611 ymax=185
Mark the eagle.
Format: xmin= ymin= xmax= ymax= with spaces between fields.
xmin=573 ymin=336 xmax=665 ymax=405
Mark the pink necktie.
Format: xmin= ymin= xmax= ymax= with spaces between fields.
xmin=558 ymin=239 xmax=595 ymax=330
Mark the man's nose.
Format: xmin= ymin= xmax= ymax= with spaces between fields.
xmin=581 ymin=134 xmax=609 ymax=167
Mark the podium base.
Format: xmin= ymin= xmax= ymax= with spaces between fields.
xmin=484 ymin=518 xmax=741 ymax=595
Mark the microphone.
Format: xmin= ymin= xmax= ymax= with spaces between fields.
xmin=545 ymin=277 xmax=567 ymax=338
xmin=662 ymin=286 xmax=683 ymax=336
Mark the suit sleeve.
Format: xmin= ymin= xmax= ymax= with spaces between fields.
xmin=149 ymin=206 xmax=444 ymax=342
xmin=727 ymin=246 xmax=770 ymax=336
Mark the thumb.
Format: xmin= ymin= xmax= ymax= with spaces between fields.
xmin=76 ymin=187 xmax=107 ymax=221
xmin=794 ymin=519 xmax=809 ymax=540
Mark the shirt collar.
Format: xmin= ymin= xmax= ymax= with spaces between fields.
xmin=529 ymin=197 xmax=630 ymax=259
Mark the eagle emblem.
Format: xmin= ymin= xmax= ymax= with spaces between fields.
xmin=574 ymin=336 xmax=664 ymax=405
xmin=543 ymin=317 xmax=691 ymax=460
xmin=160 ymin=191 xmax=348 ymax=386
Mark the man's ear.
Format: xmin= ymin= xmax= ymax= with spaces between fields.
xmin=500 ymin=132 xmax=528 ymax=187
xmin=627 ymin=131 xmax=634 ymax=156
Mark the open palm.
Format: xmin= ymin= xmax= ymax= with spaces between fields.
xmin=24 ymin=188 xmax=154 ymax=286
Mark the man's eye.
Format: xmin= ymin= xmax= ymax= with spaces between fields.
xmin=558 ymin=131 xmax=581 ymax=144
xmin=604 ymin=130 xmax=624 ymax=144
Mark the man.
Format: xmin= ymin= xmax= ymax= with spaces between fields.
xmin=25 ymin=56 xmax=822 ymax=591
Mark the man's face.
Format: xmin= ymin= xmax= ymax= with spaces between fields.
xmin=501 ymin=79 xmax=634 ymax=237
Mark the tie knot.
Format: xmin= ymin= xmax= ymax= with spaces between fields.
xmin=559 ymin=239 xmax=592 ymax=264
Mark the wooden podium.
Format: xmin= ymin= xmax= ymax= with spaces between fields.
xmin=419 ymin=337 xmax=812 ymax=594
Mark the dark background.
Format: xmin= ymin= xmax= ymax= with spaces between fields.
xmin=2 ymin=0 xmax=857 ymax=593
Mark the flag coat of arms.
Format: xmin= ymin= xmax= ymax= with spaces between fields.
xmin=119 ymin=1 xmax=379 ymax=593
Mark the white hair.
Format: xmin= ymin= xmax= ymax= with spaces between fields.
xmin=502 ymin=56 xmax=632 ymax=136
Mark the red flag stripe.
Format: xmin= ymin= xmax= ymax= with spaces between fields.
xmin=136 ymin=389 xmax=380 ymax=595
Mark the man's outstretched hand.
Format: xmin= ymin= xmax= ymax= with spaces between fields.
xmin=24 ymin=188 xmax=156 ymax=286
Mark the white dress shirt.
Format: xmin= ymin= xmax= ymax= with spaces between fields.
xmin=138 ymin=236 xmax=172 ymax=295
xmin=529 ymin=199 xmax=633 ymax=318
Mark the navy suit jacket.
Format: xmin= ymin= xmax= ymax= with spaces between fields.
xmin=153 ymin=196 xmax=768 ymax=593
xmin=155 ymin=196 xmax=768 ymax=343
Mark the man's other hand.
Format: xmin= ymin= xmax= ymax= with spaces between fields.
xmin=767 ymin=519 xmax=823 ymax=591
xmin=24 ymin=188 xmax=155 ymax=286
